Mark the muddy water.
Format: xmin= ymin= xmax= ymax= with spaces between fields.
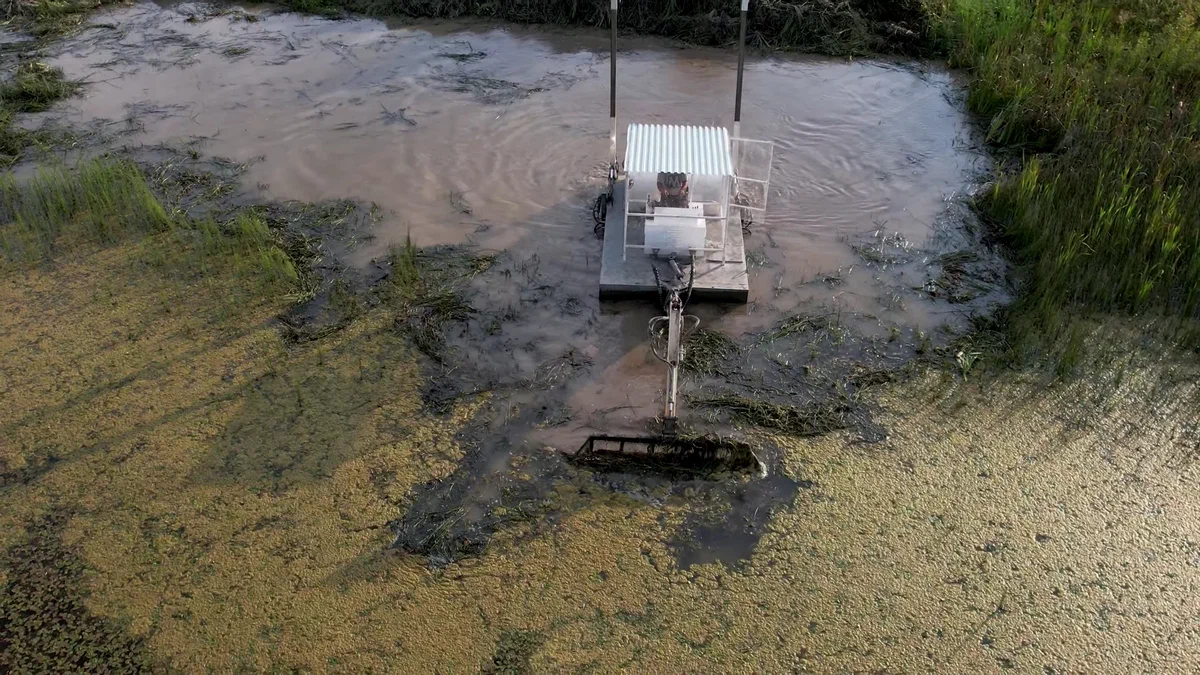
xmin=51 ymin=1 xmax=1002 ymax=422
xmin=52 ymin=2 xmax=998 ymax=320
xmin=47 ymin=2 xmax=1007 ymax=564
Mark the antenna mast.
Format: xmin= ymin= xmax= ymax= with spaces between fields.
xmin=734 ymin=0 xmax=749 ymax=138
xmin=609 ymin=0 xmax=619 ymax=170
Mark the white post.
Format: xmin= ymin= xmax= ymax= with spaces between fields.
xmin=622 ymin=182 xmax=629 ymax=261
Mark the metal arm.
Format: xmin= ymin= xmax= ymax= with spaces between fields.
xmin=649 ymin=261 xmax=699 ymax=437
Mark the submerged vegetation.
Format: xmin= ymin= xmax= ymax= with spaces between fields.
xmin=0 ymin=513 xmax=153 ymax=672
xmin=385 ymin=239 xmax=494 ymax=362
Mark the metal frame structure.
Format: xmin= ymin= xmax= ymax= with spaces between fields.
xmin=620 ymin=124 xmax=736 ymax=263
xmin=584 ymin=0 xmax=773 ymax=457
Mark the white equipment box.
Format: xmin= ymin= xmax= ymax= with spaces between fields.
xmin=644 ymin=205 xmax=706 ymax=257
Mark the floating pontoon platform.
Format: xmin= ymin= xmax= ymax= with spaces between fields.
xmin=597 ymin=123 xmax=758 ymax=303
xmin=598 ymin=181 xmax=749 ymax=302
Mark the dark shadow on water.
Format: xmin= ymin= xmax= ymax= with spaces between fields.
xmin=670 ymin=472 xmax=804 ymax=569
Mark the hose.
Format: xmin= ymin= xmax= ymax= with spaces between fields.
xmin=592 ymin=192 xmax=608 ymax=237
xmin=735 ymin=191 xmax=754 ymax=234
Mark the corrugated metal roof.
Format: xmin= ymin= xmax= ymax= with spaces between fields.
xmin=624 ymin=123 xmax=733 ymax=176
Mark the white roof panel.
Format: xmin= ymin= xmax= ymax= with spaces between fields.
xmin=625 ymin=123 xmax=733 ymax=176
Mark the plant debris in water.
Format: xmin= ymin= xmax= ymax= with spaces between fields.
xmin=0 ymin=61 xmax=79 ymax=113
xmin=691 ymin=394 xmax=852 ymax=437
xmin=384 ymin=240 xmax=493 ymax=363
xmin=681 ymin=328 xmax=739 ymax=375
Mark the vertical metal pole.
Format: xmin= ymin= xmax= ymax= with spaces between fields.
xmin=721 ymin=175 xmax=729 ymax=264
xmin=622 ymin=191 xmax=629 ymax=261
xmin=610 ymin=0 xmax=618 ymax=168
xmin=734 ymin=0 xmax=748 ymax=130
xmin=732 ymin=2 xmax=749 ymax=254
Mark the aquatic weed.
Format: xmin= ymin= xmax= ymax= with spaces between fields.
xmin=0 ymin=513 xmax=152 ymax=672
xmin=0 ymin=61 xmax=79 ymax=113
xmin=692 ymin=394 xmax=851 ymax=437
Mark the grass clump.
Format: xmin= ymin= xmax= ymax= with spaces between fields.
xmin=930 ymin=0 xmax=1200 ymax=351
xmin=386 ymin=238 xmax=492 ymax=361
xmin=0 ymin=62 xmax=79 ymax=113
xmin=191 ymin=213 xmax=300 ymax=285
xmin=0 ymin=62 xmax=80 ymax=167
xmin=0 ymin=159 xmax=170 ymax=260
xmin=0 ymin=159 xmax=304 ymax=292
xmin=2 ymin=0 xmax=124 ymax=36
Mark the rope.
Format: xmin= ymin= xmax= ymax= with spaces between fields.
xmin=652 ymin=263 xmax=667 ymax=313
xmin=680 ymin=258 xmax=695 ymax=310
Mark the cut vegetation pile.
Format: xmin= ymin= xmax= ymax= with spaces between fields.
xmin=0 ymin=61 xmax=78 ymax=167
xmin=932 ymin=0 xmax=1200 ymax=349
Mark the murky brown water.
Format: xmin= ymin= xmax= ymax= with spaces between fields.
xmin=50 ymin=1 xmax=999 ymax=325
xmin=46 ymin=3 xmax=1007 ymax=517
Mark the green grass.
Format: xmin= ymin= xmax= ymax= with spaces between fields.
xmin=0 ymin=61 xmax=79 ymax=113
xmin=0 ymin=62 xmax=79 ymax=167
xmin=930 ymin=0 xmax=1200 ymax=351
xmin=0 ymin=159 xmax=170 ymax=259
xmin=0 ymin=159 xmax=302 ymax=290
xmin=2 ymin=0 xmax=125 ymax=37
